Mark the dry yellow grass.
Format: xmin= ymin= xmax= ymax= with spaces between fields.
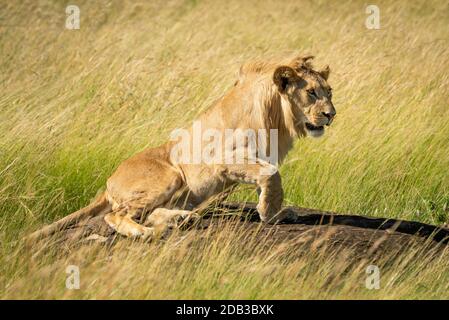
xmin=0 ymin=0 xmax=449 ymax=299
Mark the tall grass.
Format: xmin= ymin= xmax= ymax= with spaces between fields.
xmin=0 ymin=0 xmax=448 ymax=299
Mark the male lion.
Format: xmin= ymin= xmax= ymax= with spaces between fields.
xmin=28 ymin=54 xmax=336 ymax=241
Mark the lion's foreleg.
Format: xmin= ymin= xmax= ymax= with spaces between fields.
xmin=219 ymin=160 xmax=284 ymax=223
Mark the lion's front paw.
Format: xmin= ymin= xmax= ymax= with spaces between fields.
xmin=256 ymin=200 xmax=284 ymax=224
xmin=256 ymin=187 xmax=284 ymax=223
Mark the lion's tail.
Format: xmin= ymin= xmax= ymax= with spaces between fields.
xmin=25 ymin=192 xmax=110 ymax=243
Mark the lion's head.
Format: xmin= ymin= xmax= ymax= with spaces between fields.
xmin=272 ymin=56 xmax=336 ymax=138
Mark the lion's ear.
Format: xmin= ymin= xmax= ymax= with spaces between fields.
xmin=291 ymin=55 xmax=314 ymax=70
xmin=273 ymin=66 xmax=295 ymax=92
xmin=319 ymin=65 xmax=330 ymax=80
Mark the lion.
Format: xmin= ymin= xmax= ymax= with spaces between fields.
xmin=27 ymin=54 xmax=336 ymax=241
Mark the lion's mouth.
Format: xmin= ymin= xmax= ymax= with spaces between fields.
xmin=305 ymin=122 xmax=324 ymax=131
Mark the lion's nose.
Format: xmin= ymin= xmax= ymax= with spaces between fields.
xmin=321 ymin=111 xmax=335 ymax=125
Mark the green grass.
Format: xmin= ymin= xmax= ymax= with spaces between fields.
xmin=0 ymin=0 xmax=449 ymax=299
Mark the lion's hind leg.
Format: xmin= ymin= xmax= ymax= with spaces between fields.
xmin=145 ymin=208 xmax=199 ymax=229
xmin=104 ymin=166 xmax=185 ymax=239
xmin=104 ymin=206 xmax=155 ymax=238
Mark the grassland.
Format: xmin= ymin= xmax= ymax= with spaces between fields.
xmin=0 ymin=0 xmax=448 ymax=299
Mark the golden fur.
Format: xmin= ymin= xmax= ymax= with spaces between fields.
xmin=27 ymin=54 xmax=336 ymax=241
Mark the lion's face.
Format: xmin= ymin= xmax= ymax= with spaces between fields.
xmin=273 ymin=62 xmax=336 ymax=138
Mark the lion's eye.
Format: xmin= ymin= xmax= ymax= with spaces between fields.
xmin=307 ymin=89 xmax=317 ymax=99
